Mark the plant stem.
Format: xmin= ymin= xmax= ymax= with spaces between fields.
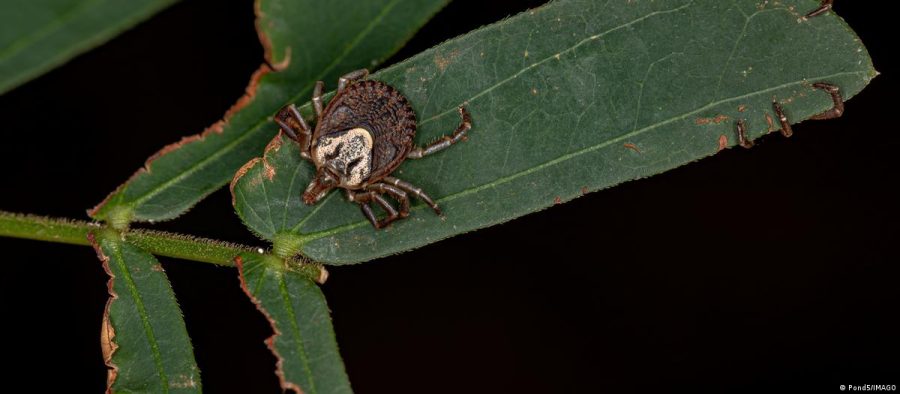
xmin=125 ymin=229 xmax=253 ymax=266
xmin=0 ymin=211 xmax=94 ymax=246
xmin=1 ymin=210 xmax=252 ymax=267
xmin=0 ymin=211 xmax=326 ymax=282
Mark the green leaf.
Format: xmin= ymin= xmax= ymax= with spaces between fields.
xmin=0 ymin=0 xmax=177 ymax=94
xmin=232 ymin=0 xmax=876 ymax=265
xmin=90 ymin=0 xmax=448 ymax=225
xmin=236 ymin=252 xmax=351 ymax=393
xmin=90 ymin=231 xmax=201 ymax=393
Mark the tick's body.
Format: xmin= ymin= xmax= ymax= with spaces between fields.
xmin=312 ymin=80 xmax=416 ymax=187
xmin=275 ymin=69 xmax=472 ymax=229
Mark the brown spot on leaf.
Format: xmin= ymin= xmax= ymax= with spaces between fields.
xmin=765 ymin=112 xmax=776 ymax=132
xmin=554 ymin=196 xmax=562 ymax=205
xmin=738 ymin=104 xmax=747 ymax=112
xmin=170 ymin=374 xmax=198 ymax=389
xmin=581 ymin=186 xmax=589 ymax=195
xmin=434 ymin=49 xmax=460 ymax=72
xmin=718 ymin=135 xmax=728 ymax=151
xmin=263 ymin=161 xmax=276 ymax=181
xmin=695 ymin=114 xmax=730 ymax=125
xmin=623 ymin=143 xmax=641 ymax=153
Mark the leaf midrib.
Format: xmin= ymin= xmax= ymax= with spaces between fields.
xmin=297 ymin=70 xmax=868 ymax=242
xmin=108 ymin=241 xmax=170 ymax=392
xmin=278 ymin=272 xmax=318 ymax=394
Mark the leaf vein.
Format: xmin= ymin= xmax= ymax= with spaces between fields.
xmin=419 ymin=1 xmax=695 ymax=126
xmin=238 ymin=187 xmax=275 ymax=235
xmin=278 ymin=274 xmax=317 ymax=394
xmin=109 ymin=242 xmax=170 ymax=392
xmin=282 ymin=160 xmax=304 ymax=229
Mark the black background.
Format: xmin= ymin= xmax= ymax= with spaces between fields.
xmin=1 ymin=1 xmax=896 ymax=392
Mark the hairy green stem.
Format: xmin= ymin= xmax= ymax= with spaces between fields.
xmin=0 ymin=211 xmax=323 ymax=283
xmin=0 ymin=210 xmax=94 ymax=246
xmin=125 ymin=229 xmax=253 ymax=266
xmin=0 ymin=210 xmax=252 ymax=266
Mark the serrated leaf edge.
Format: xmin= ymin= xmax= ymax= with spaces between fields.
xmin=235 ymin=255 xmax=306 ymax=394
xmin=88 ymin=233 xmax=121 ymax=393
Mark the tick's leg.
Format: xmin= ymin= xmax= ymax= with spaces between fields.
xmin=407 ymin=106 xmax=473 ymax=159
xmin=371 ymin=194 xmax=403 ymax=228
xmin=274 ymin=104 xmax=308 ymax=141
xmin=349 ymin=189 xmax=402 ymax=229
xmin=275 ymin=104 xmax=313 ymax=161
xmin=312 ymin=81 xmax=325 ymax=119
xmin=773 ymin=101 xmax=793 ymax=138
xmin=809 ymin=82 xmax=844 ymax=120
xmin=383 ymin=176 xmax=441 ymax=215
xmin=805 ymin=0 xmax=833 ymax=18
xmin=368 ymin=183 xmax=410 ymax=218
xmin=337 ymin=69 xmax=369 ymax=93
xmin=349 ymin=191 xmax=379 ymax=229
xmin=735 ymin=119 xmax=754 ymax=149
xmin=359 ymin=201 xmax=381 ymax=229
xmin=770 ymin=82 xmax=842 ymax=139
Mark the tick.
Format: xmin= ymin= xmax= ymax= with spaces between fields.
xmin=274 ymin=69 xmax=472 ymax=229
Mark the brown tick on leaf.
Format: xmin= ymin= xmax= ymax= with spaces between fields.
xmin=274 ymin=69 xmax=472 ymax=229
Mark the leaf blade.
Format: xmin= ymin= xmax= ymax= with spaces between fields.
xmin=236 ymin=252 xmax=351 ymax=394
xmin=89 ymin=0 xmax=449 ymax=224
xmin=0 ymin=0 xmax=177 ymax=94
xmin=91 ymin=233 xmax=201 ymax=393
xmin=232 ymin=0 xmax=876 ymax=264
